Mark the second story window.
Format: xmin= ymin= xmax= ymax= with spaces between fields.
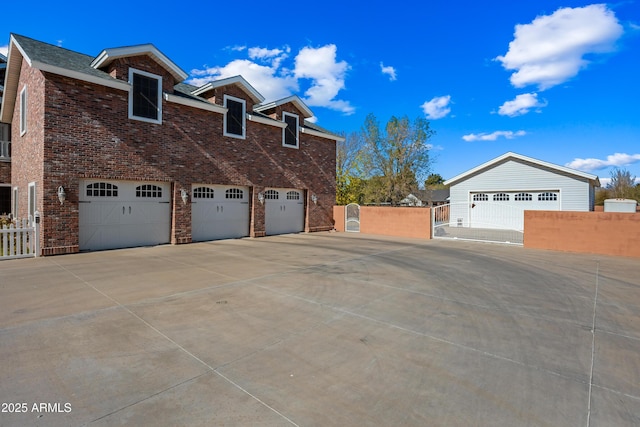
xmin=129 ymin=68 xmax=162 ymax=124
xmin=224 ymin=95 xmax=246 ymax=139
xmin=283 ymin=112 xmax=299 ymax=148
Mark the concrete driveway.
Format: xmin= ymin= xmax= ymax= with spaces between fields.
xmin=1 ymin=233 xmax=639 ymax=426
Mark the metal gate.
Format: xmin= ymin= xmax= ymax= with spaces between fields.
xmin=432 ymin=202 xmax=524 ymax=245
xmin=345 ymin=203 xmax=360 ymax=232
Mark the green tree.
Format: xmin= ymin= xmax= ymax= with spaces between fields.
xmin=425 ymin=173 xmax=446 ymax=189
xmin=336 ymin=132 xmax=365 ymax=205
xmin=359 ymin=114 xmax=434 ymax=205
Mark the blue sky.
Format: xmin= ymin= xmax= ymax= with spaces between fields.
xmin=2 ymin=1 xmax=639 ymax=186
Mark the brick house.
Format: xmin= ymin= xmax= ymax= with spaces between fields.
xmin=0 ymin=34 xmax=342 ymax=254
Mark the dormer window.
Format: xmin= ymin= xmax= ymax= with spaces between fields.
xmin=283 ymin=112 xmax=299 ymax=148
xmin=224 ymin=95 xmax=246 ymax=139
xmin=129 ymin=68 xmax=162 ymax=124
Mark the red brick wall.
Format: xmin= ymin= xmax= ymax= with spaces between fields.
xmin=11 ymin=57 xmax=336 ymax=254
xmin=11 ymin=59 xmax=46 ymax=249
xmin=524 ymin=211 xmax=640 ymax=258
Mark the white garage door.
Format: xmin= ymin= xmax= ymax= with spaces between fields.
xmin=191 ymin=185 xmax=250 ymax=242
xmin=79 ymin=180 xmax=171 ymax=251
xmin=265 ymin=188 xmax=304 ymax=236
xmin=469 ymin=191 xmax=560 ymax=230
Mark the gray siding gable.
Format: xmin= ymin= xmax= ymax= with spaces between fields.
xmin=449 ymin=158 xmax=592 ymax=211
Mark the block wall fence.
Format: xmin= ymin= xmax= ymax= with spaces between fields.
xmin=523 ymin=211 xmax=640 ymax=258
xmin=333 ymin=206 xmax=640 ymax=259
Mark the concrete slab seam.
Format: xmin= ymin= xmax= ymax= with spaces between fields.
xmin=87 ymin=371 xmax=212 ymax=423
xmin=46 ymin=259 xmax=302 ymax=426
xmin=254 ymin=281 xmax=585 ymax=386
xmin=586 ymin=260 xmax=600 ymax=427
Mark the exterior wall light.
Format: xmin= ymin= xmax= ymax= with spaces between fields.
xmin=180 ymin=189 xmax=189 ymax=205
xmin=311 ymin=194 xmax=318 ymax=205
xmin=257 ymin=192 xmax=265 ymax=205
xmin=57 ymin=186 xmax=66 ymax=205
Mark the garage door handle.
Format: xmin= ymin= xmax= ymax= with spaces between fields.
xmin=129 ymin=206 xmax=132 ymax=214
xmin=123 ymin=206 xmax=125 ymax=215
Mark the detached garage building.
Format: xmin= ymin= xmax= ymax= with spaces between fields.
xmin=1 ymin=34 xmax=341 ymax=254
xmin=443 ymin=152 xmax=600 ymax=231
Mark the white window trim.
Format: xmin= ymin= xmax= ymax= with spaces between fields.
xmin=128 ymin=68 xmax=163 ymax=124
xmin=223 ymin=95 xmax=246 ymax=139
xmin=282 ymin=112 xmax=299 ymax=149
xmin=13 ymin=187 xmax=18 ymax=218
xmin=28 ymin=182 xmax=36 ymax=220
xmin=20 ymin=86 xmax=27 ymax=135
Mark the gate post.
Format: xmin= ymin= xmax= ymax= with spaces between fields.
xmin=34 ymin=211 xmax=41 ymax=257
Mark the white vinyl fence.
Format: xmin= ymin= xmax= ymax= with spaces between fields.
xmin=1 ymin=217 xmax=40 ymax=260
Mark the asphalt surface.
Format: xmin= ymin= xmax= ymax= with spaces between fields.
xmin=0 ymin=232 xmax=639 ymax=426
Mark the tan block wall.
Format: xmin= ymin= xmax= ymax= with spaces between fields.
xmin=524 ymin=211 xmax=640 ymax=258
xmin=333 ymin=206 xmax=431 ymax=239
xmin=333 ymin=205 xmax=345 ymax=232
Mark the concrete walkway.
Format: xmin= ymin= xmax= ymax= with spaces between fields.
xmin=1 ymin=233 xmax=639 ymax=426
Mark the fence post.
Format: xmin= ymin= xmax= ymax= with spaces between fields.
xmin=34 ymin=211 xmax=41 ymax=257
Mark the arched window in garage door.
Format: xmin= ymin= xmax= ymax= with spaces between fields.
xmin=136 ymin=184 xmax=163 ymax=198
xmin=86 ymin=182 xmax=118 ymax=197
xmin=226 ymin=188 xmax=244 ymax=199
xmin=286 ymin=190 xmax=301 ymax=200
xmin=193 ymin=187 xmax=215 ymax=199
xmin=538 ymin=192 xmax=558 ymax=201
xmin=265 ymin=189 xmax=279 ymax=200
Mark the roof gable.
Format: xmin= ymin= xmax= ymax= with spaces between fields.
xmin=91 ymin=44 xmax=187 ymax=82
xmin=254 ymin=95 xmax=314 ymax=119
xmin=444 ymin=152 xmax=600 ymax=187
xmin=191 ymin=76 xmax=264 ymax=105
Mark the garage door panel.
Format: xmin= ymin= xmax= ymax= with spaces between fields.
xmin=265 ymin=189 xmax=304 ymax=236
xmin=469 ymin=191 xmax=559 ymax=231
xmin=79 ymin=180 xmax=171 ymax=251
xmin=191 ymin=185 xmax=249 ymax=242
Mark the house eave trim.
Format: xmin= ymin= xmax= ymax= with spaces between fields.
xmin=34 ymin=61 xmax=131 ymax=91
xmin=163 ymin=93 xmax=227 ymax=114
xmin=301 ymin=127 xmax=345 ymax=141
xmin=247 ymin=114 xmax=287 ymax=128
xmin=91 ymin=45 xmax=188 ymax=82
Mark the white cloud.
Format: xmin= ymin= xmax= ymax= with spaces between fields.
xmin=498 ymin=92 xmax=547 ymax=116
xmin=189 ymin=59 xmax=298 ymax=101
xmin=462 ymin=130 xmax=526 ymax=142
xmin=380 ymin=62 xmax=397 ymax=81
xmin=0 ymin=45 xmax=8 ymax=57
xmin=248 ymin=46 xmax=290 ymax=69
xmin=565 ymin=153 xmax=640 ymax=171
xmin=294 ymin=45 xmax=353 ymax=114
xmin=496 ymin=4 xmax=623 ymax=90
xmin=189 ymin=44 xmax=353 ymax=114
xmin=421 ymin=95 xmax=451 ymax=119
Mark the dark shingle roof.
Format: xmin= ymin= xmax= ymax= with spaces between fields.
xmin=12 ymin=34 xmax=114 ymax=83
xmin=413 ymin=189 xmax=450 ymax=202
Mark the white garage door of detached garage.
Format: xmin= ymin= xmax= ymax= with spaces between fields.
xmin=469 ymin=191 xmax=560 ymax=230
xmin=79 ymin=180 xmax=171 ymax=251
xmin=191 ymin=185 xmax=250 ymax=242
xmin=265 ymin=188 xmax=304 ymax=236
